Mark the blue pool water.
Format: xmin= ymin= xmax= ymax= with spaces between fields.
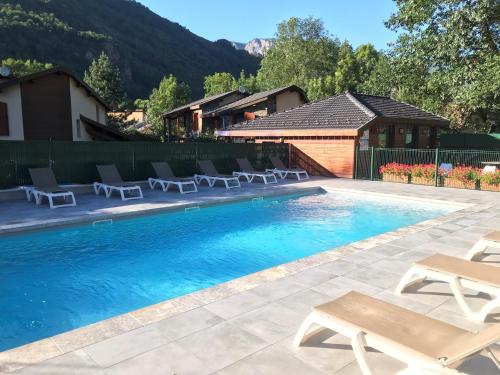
xmin=0 ymin=192 xmax=451 ymax=351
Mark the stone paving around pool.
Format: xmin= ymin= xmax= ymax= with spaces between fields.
xmin=0 ymin=178 xmax=499 ymax=374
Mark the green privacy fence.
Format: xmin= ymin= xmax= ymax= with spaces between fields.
xmin=355 ymin=147 xmax=500 ymax=189
xmin=0 ymin=141 xmax=289 ymax=189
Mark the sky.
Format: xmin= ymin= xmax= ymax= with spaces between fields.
xmin=137 ymin=0 xmax=398 ymax=50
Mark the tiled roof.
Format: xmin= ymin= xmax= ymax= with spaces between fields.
xmin=226 ymin=92 xmax=448 ymax=131
xmin=203 ymin=85 xmax=307 ymax=116
xmin=163 ymin=90 xmax=243 ymax=118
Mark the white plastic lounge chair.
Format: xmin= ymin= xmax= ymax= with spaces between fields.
xmin=396 ymin=254 xmax=500 ymax=322
xmin=148 ymin=162 xmax=198 ymax=194
xmin=94 ymin=164 xmax=143 ymax=200
xmin=294 ymin=291 xmax=500 ymax=375
xmin=233 ymin=158 xmax=278 ymax=184
xmin=194 ymin=160 xmax=241 ymax=189
xmin=24 ymin=168 xmax=76 ymax=209
xmin=266 ymin=156 xmax=309 ymax=180
xmin=483 ymin=165 xmax=497 ymax=174
xmin=465 ymin=230 xmax=500 ymax=260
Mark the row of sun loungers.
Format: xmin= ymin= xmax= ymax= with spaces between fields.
xmin=294 ymin=232 xmax=500 ymax=374
xmin=23 ymin=157 xmax=309 ymax=208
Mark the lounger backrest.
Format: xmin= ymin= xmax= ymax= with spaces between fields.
xmin=441 ymin=324 xmax=500 ymax=364
xmin=96 ymin=164 xmax=124 ymax=184
xmin=236 ymin=158 xmax=255 ymax=172
xmin=152 ymin=162 xmax=175 ymax=179
xmin=270 ymin=156 xmax=287 ymax=169
xmin=198 ymin=160 xmax=219 ymax=176
xmin=29 ymin=167 xmax=59 ymax=190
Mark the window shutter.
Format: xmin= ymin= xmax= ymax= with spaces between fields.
xmin=0 ymin=102 xmax=9 ymax=136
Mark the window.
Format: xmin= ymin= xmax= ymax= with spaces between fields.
xmin=96 ymin=105 xmax=100 ymax=123
xmin=76 ymin=119 xmax=81 ymax=138
xmin=0 ymin=101 xmax=9 ymax=136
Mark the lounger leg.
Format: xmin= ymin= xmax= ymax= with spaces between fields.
xmin=477 ymin=296 xmax=500 ymax=322
xmin=395 ymin=267 xmax=426 ymax=294
xmin=293 ymin=313 xmax=326 ymax=346
xmin=351 ymin=332 xmax=374 ymax=375
xmin=485 ymin=347 xmax=500 ymax=370
xmin=465 ymin=239 xmax=489 ymax=260
xmin=48 ymin=195 xmax=54 ymax=209
xmin=449 ymin=277 xmax=476 ymax=321
xmin=148 ymin=178 xmax=154 ymax=190
xmin=120 ymin=189 xmax=126 ymax=200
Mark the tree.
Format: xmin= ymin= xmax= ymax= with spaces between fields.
xmin=357 ymin=54 xmax=394 ymax=96
xmin=354 ymin=44 xmax=379 ymax=85
xmin=203 ymin=72 xmax=238 ymax=96
xmin=306 ymin=75 xmax=336 ymax=101
xmin=237 ymin=70 xmax=259 ymax=94
xmin=334 ymin=41 xmax=358 ymax=93
xmin=386 ymin=0 xmax=500 ymax=131
xmin=84 ymin=52 xmax=128 ymax=110
xmin=257 ymin=17 xmax=340 ymax=91
xmin=0 ymin=58 xmax=53 ymax=76
xmin=146 ymin=75 xmax=190 ymax=138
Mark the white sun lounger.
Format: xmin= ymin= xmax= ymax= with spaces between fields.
xmin=465 ymin=230 xmax=500 ymax=260
xmin=294 ymin=291 xmax=500 ymax=375
xmin=94 ymin=164 xmax=143 ymax=200
xmin=148 ymin=161 xmax=198 ymax=194
xmin=232 ymin=158 xmax=278 ymax=184
xmin=24 ymin=168 xmax=76 ymax=209
xmin=396 ymin=254 xmax=500 ymax=322
xmin=194 ymin=160 xmax=241 ymax=189
xmin=266 ymin=156 xmax=309 ymax=180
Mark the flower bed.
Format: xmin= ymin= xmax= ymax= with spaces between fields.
xmin=410 ymin=164 xmax=437 ymax=186
xmin=443 ymin=166 xmax=480 ymax=190
xmin=480 ymin=171 xmax=500 ymax=192
xmin=379 ymin=163 xmax=410 ymax=184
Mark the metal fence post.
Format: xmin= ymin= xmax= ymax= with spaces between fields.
xmin=434 ymin=148 xmax=440 ymax=187
xmin=369 ymin=146 xmax=375 ymax=181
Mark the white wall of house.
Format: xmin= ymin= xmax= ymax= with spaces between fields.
xmin=69 ymin=78 xmax=107 ymax=141
xmin=0 ymin=84 xmax=24 ymax=140
xmin=276 ymin=91 xmax=303 ymax=113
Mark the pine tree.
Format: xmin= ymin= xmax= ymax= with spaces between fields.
xmin=84 ymin=52 xmax=128 ymax=110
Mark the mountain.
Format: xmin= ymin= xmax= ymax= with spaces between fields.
xmin=0 ymin=0 xmax=260 ymax=99
xmin=231 ymin=38 xmax=274 ymax=56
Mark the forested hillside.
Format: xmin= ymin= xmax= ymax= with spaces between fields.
xmin=0 ymin=0 xmax=260 ymax=98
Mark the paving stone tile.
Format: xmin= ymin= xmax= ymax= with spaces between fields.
xmin=104 ymin=341 xmax=213 ymax=375
xmin=155 ymin=307 xmax=225 ymax=341
xmin=276 ymin=289 xmax=333 ymax=316
xmin=249 ymin=275 xmax=307 ymax=302
xmin=83 ymin=324 xmax=169 ymax=367
xmin=204 ymin=290 xmax=268 ymax=319
xmin=343 ymin=267 xmax=401 ymax=289
xmin=176 ymin=322 xmax=268 ymax=372
xmin=229 ymin=303 xmax=304 ymax=344
xmin=217 ymin=344 xmax=323 ymax=375
xmin=12 ymin=350 xmax=100 ymax=375
xmin=311 ymin=276 xmax=383 ymax=299
xmin=317 ymin=259 xmax=362 ymax=276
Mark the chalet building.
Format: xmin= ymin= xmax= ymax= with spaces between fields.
xmin=217 ymin=92 xmax=449 ymax=178
xmin=162 ymin=89 xmax=247 ymax=138
xmin=202 ymin=85 xmax=308 ymax=129
xmin=0 ymin=67 xmax=128 ymax=142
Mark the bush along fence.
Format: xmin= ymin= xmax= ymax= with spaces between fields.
xmin=355 ymin=147 xmax=500 ymax=192
xmin=0 ymin=141 xmax=290 ymax=189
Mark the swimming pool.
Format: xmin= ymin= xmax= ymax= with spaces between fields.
xmin=0 ymin=191 xmax=452 ymax=351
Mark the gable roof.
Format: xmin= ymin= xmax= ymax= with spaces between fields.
xmin=162 ymin=89 xmax=245 ymax=118
xmin=203 ymin=85 xmax=308 ymax=117
xmin=0 ymin=67 xmax=111 ymax=110
xmin=225 ymin=92 xmax=448 ymax=131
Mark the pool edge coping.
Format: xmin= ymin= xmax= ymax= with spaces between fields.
xmin=0 ymin=186 xmax=488 ymax=373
